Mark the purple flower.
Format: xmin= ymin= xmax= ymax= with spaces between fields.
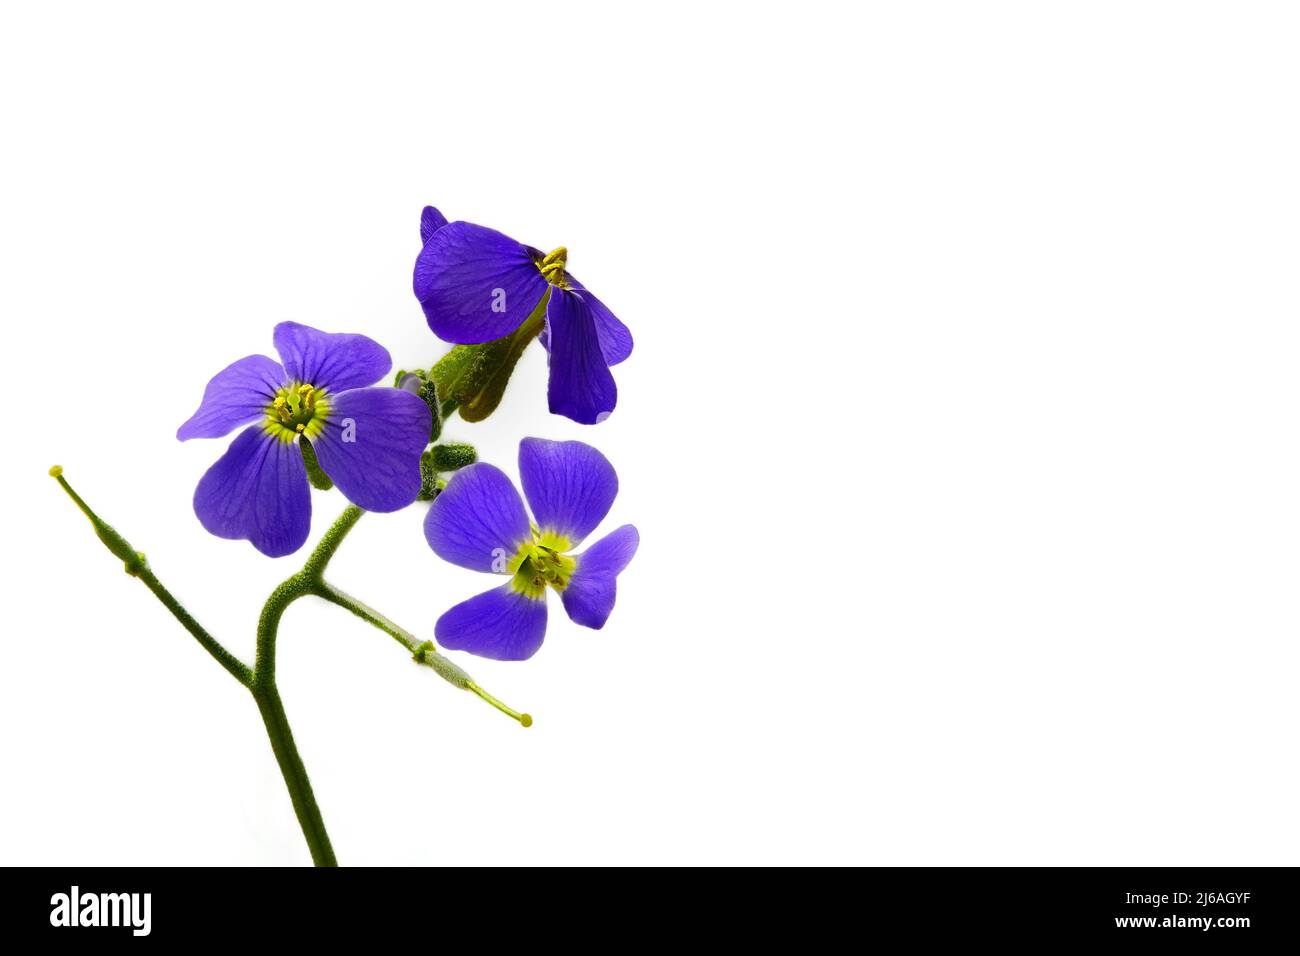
xmin=178 ymin=322 xmax=432 ymax=557
xmin=413 ymin=205 xmax=633 ymax=425
xmin=424 ymin=438 xmax=639 ymax=660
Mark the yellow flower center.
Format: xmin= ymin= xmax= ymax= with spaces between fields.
xmin=508 ymin=529 xmax=577 ymax=598
xmin=264 ymin=383 xmax=329 ymax=443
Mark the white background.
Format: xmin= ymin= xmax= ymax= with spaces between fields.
xmin=2 ymin=2 xmax=1297 ymax=866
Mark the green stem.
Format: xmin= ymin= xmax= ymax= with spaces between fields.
xmin=313 ymin=580 xmax=511 ymax=706
xmin=50 ymin=467 xmax=253 ymax=687
xmin=251 ymin=573 xmax=332 ymax=865
xmin=53 ymin=465 xmax=340 ymax=865
xmin=250 ymin=681 xmax=336 ymax=866
xmin=240 ymin=504 xmax=392 ymax=866
xmin=303 ymin=511 xmax=532 ymax=726
xmin=53 ymin=471 xmax=529 ymax=868
xmin=301 ymin=504 xmax=364 ymax=580
xmin=137 ymin=567 xmax=254 ymax=685
xmin=315 ymin=580 xmax=418 ymax=652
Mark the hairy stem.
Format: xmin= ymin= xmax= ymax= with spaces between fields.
xmin=243 ymin=506 xmax=366 ymax=866
xmin=315 ymin=580 xmax=419 ymax=652
xmin=312 ymin=581 xmax=531 ymax=726
xmin=304 ymin=514 xmax=533 ymax=726
xmin=51 ymin=467 xmax=253 ymax=686
xmin=301 ymin=504 xmax=364 ymax=580
xmin=314 ymin=580 xmax=478 ymax=690
xmin=136 ymin=568 xmax=254 ymax=685
xmin=54 ymin=471 xmax=529 ymax=868
xmin=251 ymin=681 xmax=336 ymax=866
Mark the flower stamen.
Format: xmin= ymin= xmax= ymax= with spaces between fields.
xmin=264 ymin=383 xmax=329 ymax=443
xmin=508 ymin=536 xmax=576 ymax=597
xmin=537 ymin=246 xmax=569 ymax=288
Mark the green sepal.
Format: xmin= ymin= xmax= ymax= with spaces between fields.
xmin=429 ymin=290 xmax=548 ymax=423
xmin=394 ymin=368 xmax=445 ymax=442
xmin=422 ymin=377 xmax=444 ymax=442
xmin=430 ymin=442 xmax=477 ymax=472
xmin=418 ymin=449 xmax=440 ymax=501
xmin=300 ymin=439 xmax=334 ymax=491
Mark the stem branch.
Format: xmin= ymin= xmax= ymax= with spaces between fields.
xmin=314 ymin=580 xmax=419 ymax=653
xmin=51 ymin=467 xmax=253 ymax=686
xmin=136 ymin=567 xmax=254 ymax=686
xmin=252 ymin=571 xmax=332 ymax=865
xmin=312 ymin=579 xmax=531 ymax=726
xmin=54 ymin=470 xmax=530 ymax=869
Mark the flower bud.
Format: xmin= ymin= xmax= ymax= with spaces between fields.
xmin=429 ymin=442 xmax=477 ymax=472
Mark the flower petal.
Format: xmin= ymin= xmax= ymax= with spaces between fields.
xmin=568 ymin=276 xmax=633 ymax=366
xmin=424 ymin=463 xmax=532 ymax=572
xmin=435 ymin=583 xmax=548 ymax=661
xmin=518 ymin=438 xmax=618 ymax=547
xmin=561 ymin=525 xmax=639 ymax=629
xmin=193 ymin=425 xmax=311 ymax=557
xmin=273 ymin=321 xmax=392 ymax=393
xmin=177 ymin=354 xmax=284 ymax=441
xmin=311 ymin=387 xmax=430 ymax=512
xmin=413 ymin=221 xmax=549 ymax=344
xmin=420 ymin=205 xmax=450 ymax=244
xmin=545 ymin=287 xmax=618 ymax=424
